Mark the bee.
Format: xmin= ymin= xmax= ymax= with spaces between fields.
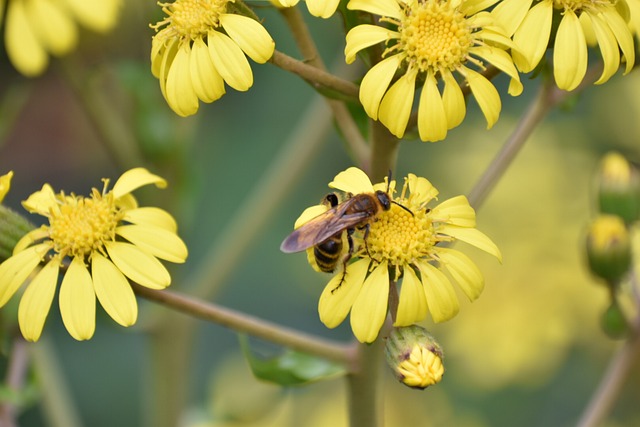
xmin=281 ymin=183 xmax=412 ymax=289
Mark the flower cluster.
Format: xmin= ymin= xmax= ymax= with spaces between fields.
xmin=2 ymin=0 xmax=122 ymax=76
xmin=289 ymin=167 xmax=501 ymax=343
xmin=0 ymin=168 xmax=188 ymax=342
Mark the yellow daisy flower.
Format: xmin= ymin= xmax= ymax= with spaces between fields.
xmin=270 ymin=0 xmax=340 ymax=19
xmin=0 ymin=168 xmax=188 ymax=342
xmin=288 ymin=167 xmax=501 ymax=343
xmin=492 ymin=0 xmax=635 ymax=91
xmin=150 ymin=0 xmax=276 ymax=117
xmin=344 ymin=0 xmax=522 ymax=142
xmin=2 ymin=0 xmax=122 ymax=77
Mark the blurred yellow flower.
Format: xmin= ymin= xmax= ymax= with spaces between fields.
xmin=270 ymin=0 xmax=340 ymax=19
xmin=0 ymin=168 xmax=188 ymax=342
xmin=344 ymin=0 xmax=522 ymax=142
xmin=0 ymin=171 xmax=13 ymax=203
xmin=492 ymin=0 xmax=635 ymax=91
xmin=150 ymin=0 xmax=275 ymax=117
xmin=289 ymin=167 xmax=501 ymax=343
xmin=2 ymin=0 xmax=122 ymax=77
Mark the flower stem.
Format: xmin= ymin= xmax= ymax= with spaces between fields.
xmin=132 ymin=283 xmax=352 ymax=365
xmin=0 ymin=337 xmax=28 ymax=427
xmin=347 ymin=339 xmax=384 ymax=427
xmin=576 ymin=318 xmax=640 ymax=427
xmin=370 ymin=120 xmax=400 ymax=181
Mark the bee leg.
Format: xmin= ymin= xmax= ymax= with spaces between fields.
xmin=361 ymin=223 xmax=380 ymax=263
xmin=331 ymin=230 xmax=355 ymax=293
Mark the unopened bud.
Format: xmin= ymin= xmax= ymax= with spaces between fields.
xmin=586 ymin=215 xmax=631 ymax=284
xmin=0 ymin=172 xmax=34 ymax=261
xmin=601 ymin=301 xmax=628 ymax=339
xmin=385 ymin=325 xmax=444 ymax=389
xmin=597 ymin=152 xmax=640 ymax=223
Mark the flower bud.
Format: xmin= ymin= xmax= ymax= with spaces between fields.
xmin=585 ymin=215 xmax=631 ymax=284
xmin=597 ymin=152 xmax=640 ymax=223
xmin=385 ymin=325 xmax=444 ymax=389
xmin=0 ymin=172 xmax=34 ymax=261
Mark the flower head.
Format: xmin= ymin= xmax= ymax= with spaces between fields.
xmin=3 ymin=0 xmax=122 ymax=77
xmin=492 ymin=0 xmax=635 ymax=91
xmin=0 ymin=168 xmax=188 ymax=342
xmin=344 ymin=0 xmax=522 ymax=142
xmin=150 ymin=0 xmax=275 ymax=116
xmin=291 ymin=167 xmax=501 ymax=343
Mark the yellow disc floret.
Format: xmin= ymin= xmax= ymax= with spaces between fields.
xmin=48 ymin=189 xmax=122 ymax=260
xmin=398 ymin=1 xmax=472 ymax=72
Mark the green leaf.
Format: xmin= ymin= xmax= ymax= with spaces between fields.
xmin=239 ymin=335 xmax=346 ymax=386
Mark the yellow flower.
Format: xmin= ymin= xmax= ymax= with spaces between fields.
xmin=291 ymin=167 xmax=501 ymax=343
xmin=492 ymin=0 xmax=635 ymax=91
xmin=0 ymin=168 xmax=188 ymax=342
xmin=270 ymin=0 xmax=340 ymax=18
xmin=344 ymin=0 xmax=522 ymax=142
xmin=150 ymin=0 xmax=275 ymax=117
xmin=2 ymin=0 xmax=122 ymax=77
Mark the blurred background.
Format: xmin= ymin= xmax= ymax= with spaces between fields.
xmin=0 ymin=1 xmax=639 ymax=426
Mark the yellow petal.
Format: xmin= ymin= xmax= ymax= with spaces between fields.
xmin=208 ymin=30 xmax=253 ymax=91
xmin=13 ymin=227 xmax=49 ymax=254
xmin=415 ymin=260 xmax=459 ymax=323
xmin=318 ymin=258 xmax=370 ymax=328
xmin=418 ymin=71 xmax=447 ymax=142
xmin=0 ymin=243 xmax=50 ymax=307
xmin=18 ymin=260 xmax=59 ymax=342
xmin=329 ymin=167 xmax=374 ymax=194
xmin=432 ymin=195 xmax=476 ymax=227
xmin=165 ymin=43 xmax=200 ymax=117
xmin=26 ymin=0 xmax=77 ymax=56
xmin=407 ymin=174 xmax=438 ymax=204
xmin=106 ymin=241 xmax=171 ymax=289
xmin=436 ymin=248 xmax=484 ymax=301
xmin=464 ymin=67 xmax=501 ymax=129
xmin=512 ymin=1 xmax=553 ymax=72
xmin=442 ymin=70 xmax=466 ymax=130
xmin=306 ymin=0 xmax=340 ymax=18
xmin=588 ymin=12 xmax=620 ymax=85
xmin=0 ymin=171 xmax=13 ymax=203
xmin=63 ymin=0 xmax=121 ymax=32
xmin=379 ymin=68 xmax=417 ymax=138
xmin=294 ymin=204 xmax=329 ymax=229
xmin=157 ymin=38 xmax=180 ymax=100
xmin=553 ymin=10 xmax=588 ymax=91
xmin=112 ymin=168 xmax=167 ymax=199
xmin=345 ymin=25 xmax=396 ymax=64
xmin=190 ymin=37 xmax=225 ymax=103
xmin=491 ymin=0 xmax=533 ymax=36
xmin=347 ymin=0 xmax=402 ymax=20
xmin=220 ymin=14 xmax=274 ymax=63
xmin=601 ymin=6 xmax=635 ymax=74
xmin=438 ymin=225 xmax=502 ymax=262
xmin=22 ymin=183 xmax=57 ymax=214
xmin=359 ymin=55 xmax=402 ymax=119
xmin=470 ymin=45 xmax=522 ymax=96
xmin=59 ymin=256 xmax=95 ymax=341
xmin=116 ymin=225 xmax=188 ymax=263
xmin=461 ymin=0 xmax=501 ymax=16
xmin=394 ymin=267 xmax=428 ymax=326
xmin=350 ymin=262 xmax=389 ymax=343
xmin=5 ymin=0 xmax=48 ymax=76
xmin=92 ymin=253 xmax=137 ymax=327
xmin=123 ymin=207 xmax=178 ymax=232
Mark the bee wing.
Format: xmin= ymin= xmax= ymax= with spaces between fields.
xmin=280 ymin=203 xmax=369 ymax=253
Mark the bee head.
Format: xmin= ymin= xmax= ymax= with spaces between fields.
xmin=375 ymin=190 xmax=392 ymax=211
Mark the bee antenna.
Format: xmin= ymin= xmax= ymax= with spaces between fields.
xmin=392 ymin=200 xmax=414 ymax=216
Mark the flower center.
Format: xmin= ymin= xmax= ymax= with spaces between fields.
xmin=398 ymin=0 xmax=472 ymax=72
xmin=398 ymin=346 xmax=444 ymax=388
xmin=152 ymin=0 xmax=229 ymax=42
xmin=48 ymin=190 xmax=122 ymax=260
xmin=365 ymin=202 xmax=437 ymax=268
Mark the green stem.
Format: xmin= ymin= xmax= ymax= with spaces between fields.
xmin=347 ymin=339 xmax=384 ymax=427
xmin=369 ymin=120 xmax=400 ymax=180
xmin=133 ymin=283 xmax=351 ymax=365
